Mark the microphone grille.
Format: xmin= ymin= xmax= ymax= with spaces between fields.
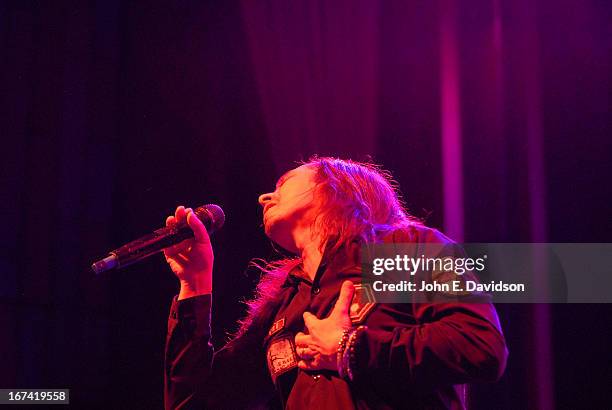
xmin=202 ymin=204 xmax=225 ymax=233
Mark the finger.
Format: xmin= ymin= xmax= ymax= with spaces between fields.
xmin=163 ymin=244 xmax=180 ymax=258
xmin=302 ymin=312 xmax=318 ymax=331
xmin=331 ymin=280 xmax=355 ymax=319
xmin=298 ymin=358 xmax=321 ymax=371
xmin=297 ymin=360 xmax=312 ymax=370
xmin=166 ymin=253 xmax=189 ymax=274
xmin=187 ymin=210 xmax=211 ymax=245
xmin=164 ymin=216 xmax=179 ymax=254
xmin=298 ymin=347 xmax=317 ymax=360
xmin=294 ymin=345 xmax=315 ymax=358
xmin=295 ymin=332 xmax=313 ymax=347
xmin=164 ymin=241 xmax=187 ymax=257
xmin=166 ymin=252 xmax=189 ymax=265
xmin=175 ymin=206 xmax=186 ymax=223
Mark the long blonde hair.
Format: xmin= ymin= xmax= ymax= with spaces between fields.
xmin=308 ymin=156 xmax=419 ymax=255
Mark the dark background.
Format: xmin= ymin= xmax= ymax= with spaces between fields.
xmin=1 ymin=1 xmax=611 ymax=408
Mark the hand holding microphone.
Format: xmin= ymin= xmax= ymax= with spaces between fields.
xmin=164 ymin=206 xmax=214 ymax=299
xmin=92 ymin=204 xmax=224 ymax=299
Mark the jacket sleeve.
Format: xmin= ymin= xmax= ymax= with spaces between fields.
xmin=352 ymin=227 xmax=509 ymax=395
xmin=165 ymin=294 xmax=214 ymax=410
xmin=164 ymin=295 xmax=276 ymax=410
xmin=354 ymin=301 xmax=508 ymax=393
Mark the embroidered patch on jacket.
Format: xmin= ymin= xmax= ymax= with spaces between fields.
xmin=349 ymin=283 xmax=376 ymax=325
xmin=268 ymin=317 xmax=286 ymax=337
xmin=266 ymin=336 xmax=298 ymax=382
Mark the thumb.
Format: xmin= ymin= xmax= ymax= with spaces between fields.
xmin=187 ymin=209 xmax=211 ymax=245
xmin=303 ymin=311 xmax=317 ymax=331
xmin=331 ymin=280 xmax=355 ymax=319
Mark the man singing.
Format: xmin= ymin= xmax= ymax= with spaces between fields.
xmin=163 ymin=157 xmax=507 ymax=409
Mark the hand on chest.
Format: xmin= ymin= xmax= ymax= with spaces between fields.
xmin=264 ymin=274 xmax=376 ymax=381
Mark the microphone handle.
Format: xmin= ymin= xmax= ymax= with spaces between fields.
xmin=92 ymin=207 xmax=212 ymax=274
xmin=116 ymin=224 xmax=195 ymax=268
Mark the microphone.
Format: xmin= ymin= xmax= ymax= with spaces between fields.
xmin=91 ymin=204 xmax=225 ymax=274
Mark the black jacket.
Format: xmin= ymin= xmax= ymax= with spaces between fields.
xmin=164 ymin=225 xmax=508 ymax=409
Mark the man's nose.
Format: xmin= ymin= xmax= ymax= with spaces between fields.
xmin=258 ymin=192 xmax=274 ymax=206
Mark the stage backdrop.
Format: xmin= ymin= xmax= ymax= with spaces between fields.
xmin=1 ymin=1 xmax=611 ymax=408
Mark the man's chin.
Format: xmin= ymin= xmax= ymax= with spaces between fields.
xmin=263 ymin=220 xmax=277 ymax=239
xmin=264 ymin=223 xmax=298 ymax=254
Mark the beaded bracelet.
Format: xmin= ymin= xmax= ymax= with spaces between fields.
xmin=345 ymin=325 xmax=368 ymax=381
xmin=336 ymin=329 xmax=351 ymax=379
xmin=338 ymin=332 xmax=351 ymax=379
